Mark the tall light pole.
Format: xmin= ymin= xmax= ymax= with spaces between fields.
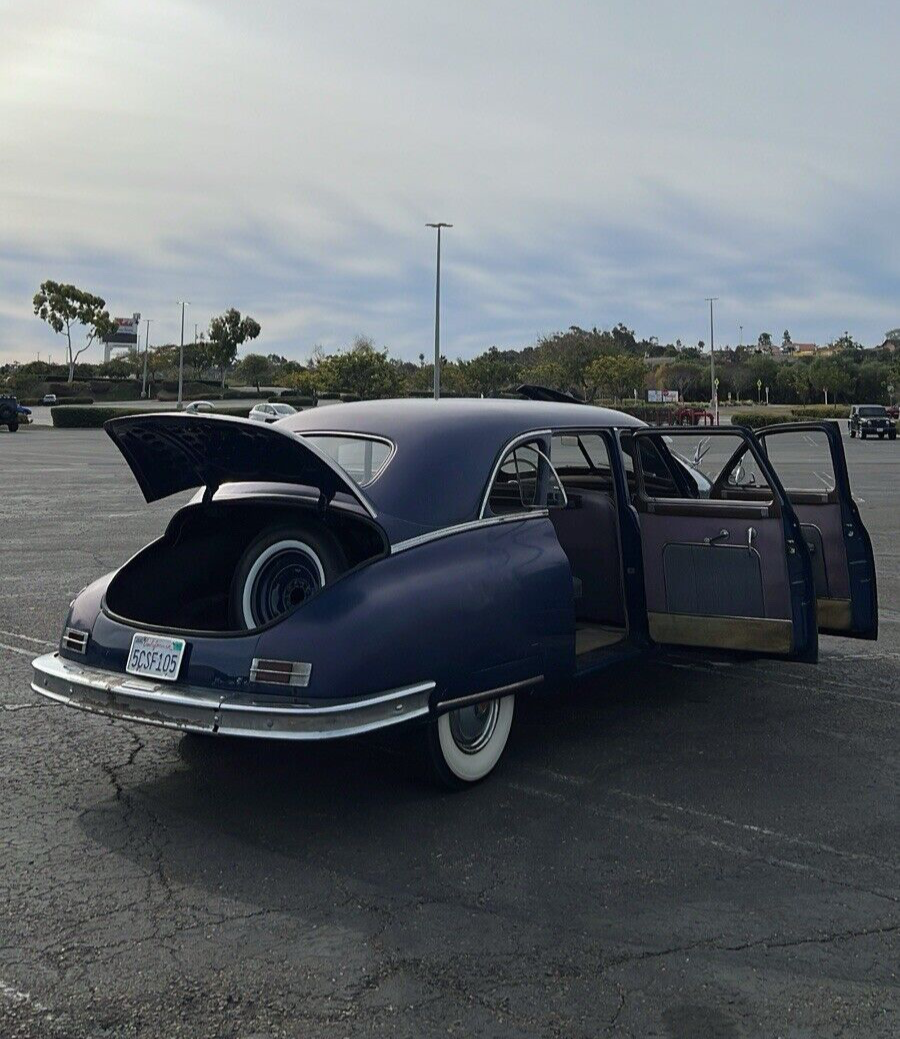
xmin=706 ymin=297 xmax=719 ymax=425
xmin=176 ymin=301 xmax=190 ymax=410
xmin=142 ymin=319 xmax=152 ymax=399
xmin=739 ymin=324 xmax=743 ymax=347
xmin=426 ymin=222 xmax=452 ymax=400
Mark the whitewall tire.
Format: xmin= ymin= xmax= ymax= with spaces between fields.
xmin=427 ymin=695 xmax=515 ymax=787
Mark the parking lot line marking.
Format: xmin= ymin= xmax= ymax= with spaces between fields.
xmin=0 ymin=628 xmax=54 ymax=646
xmin=607 ymin=789 xmax=898 ymax=871
xmin=0 ymin=641 xmax=37 ymax=658
xmin=0 ymin=980 xmax=47 ymax=1013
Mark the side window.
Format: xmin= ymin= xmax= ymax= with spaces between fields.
xmin=548 ymin=430 xmax=611 ymax=482
xmin=761 ymin=429 xmax=835 ymax=493
xmin=634 ymin=437 xmax=682 ymax=499
xmin=486 ymin=441 xmax=566 ymax=516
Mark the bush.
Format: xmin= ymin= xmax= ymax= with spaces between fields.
xmin=268 ymin=396 xmax=316 ymax=408
xmin=791 ymin=405 xmax=850 ymax=419
xmin=51 ymin=405 xmax=252 ymax=428
xmin=222 ymin=388 xmax=270 ymax=400
xmin=732 ymin=412 xmax=800 ymax=429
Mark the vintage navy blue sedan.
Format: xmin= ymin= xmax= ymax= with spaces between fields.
xmin=32 ymin=399 xmax=876 ymax=786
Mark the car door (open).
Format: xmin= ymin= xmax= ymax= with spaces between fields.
xmin=756 ymin=422 xmax=877 ymax=639
xmin=629 ymin=427 xmax=817 ymax=660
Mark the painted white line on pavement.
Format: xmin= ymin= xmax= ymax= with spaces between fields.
xmin=0 ymin=628 xmax=54 ymax=646
xmin=0 ymin=641 xmax=36 ymax=657
xmin=0 ymin=979 xmax=48 ymax=1013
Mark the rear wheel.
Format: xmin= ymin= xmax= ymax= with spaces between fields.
xmin=426 ymin=695 xmax=515 ymax=788
xmin=230 ymin=524 xmax=347 ymax=629
xmin=7 ymin=422 xmax=17 ymax=433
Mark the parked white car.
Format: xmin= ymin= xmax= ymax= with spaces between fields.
xmin=248 ymin=402 xmax=297 ymax=423
xmin=184 ymin=400 xmax=216 ymax=414
xmin=41 ymin=393 xmax=58 ymax=405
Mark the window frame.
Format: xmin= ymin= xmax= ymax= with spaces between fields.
xmin=297 ymin=431 xmax=397 ymax=488
xmin=479 ymin=430 xmax=569 ymax=519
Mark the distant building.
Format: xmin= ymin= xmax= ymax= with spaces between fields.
xmin=793 ymin=342 xmax=818 ymax=356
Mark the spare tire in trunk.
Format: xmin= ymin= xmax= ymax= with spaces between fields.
xmin=230 ymin=524 xmax=348 ymax=630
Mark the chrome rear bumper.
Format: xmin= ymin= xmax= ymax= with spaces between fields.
xmin=31 ymin=653 xmax=433 ymax=740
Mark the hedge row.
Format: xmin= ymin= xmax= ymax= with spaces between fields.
xmin=731 ymin=412 xmax=846 ymax=430
xmin=267 ymin=396 xmax=316 ymax=407
xmin=790 ymin=405 xmax=850 ymax=419
xmin=51 ymin=405 xmax=251 ymax=428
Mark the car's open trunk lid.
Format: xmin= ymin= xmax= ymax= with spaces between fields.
xmin=105 ymin=413 xmax=377 ymax=515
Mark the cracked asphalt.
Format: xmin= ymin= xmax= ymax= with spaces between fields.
xmin=1 ymin=425 xmax=897 ymax=1038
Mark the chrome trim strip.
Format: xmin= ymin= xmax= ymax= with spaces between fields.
xmin=294 ymin=431 xmax=396 ymax=488
xmin=479 ymin=429 xmax=552 ymax=518
xmin=31 ymin=653 xmax=435 ymax=741
xmin=391 ymin=510 xmax=550 ymax=555
xmin=435 ymin=675 xmax=543 ymax=714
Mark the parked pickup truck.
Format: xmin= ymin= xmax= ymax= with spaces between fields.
xmin=849 ymin=404 xmax=897 ymax=440
xmin=0 ymin=395 xmax=32 ymax=432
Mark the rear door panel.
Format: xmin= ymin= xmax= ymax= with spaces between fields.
xmin=630 ymin=428 xmax=817 ymax=660
xmin=757 ymin=422 xmax=877 ymax=639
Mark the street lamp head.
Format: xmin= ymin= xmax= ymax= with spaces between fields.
xmin=426 ymin=222 xmax=453 ymax=228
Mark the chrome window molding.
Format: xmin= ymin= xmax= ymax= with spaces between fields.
xmin=391 ymin=510 xmax=550 ymax=555
xmin=478 ymin=429 xmax=552 ymax=518
xmin=295 ymin=431 xmax=396 ymax=488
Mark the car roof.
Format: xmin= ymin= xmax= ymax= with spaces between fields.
xmin=282 ymin=398 xmax=643 ymax=538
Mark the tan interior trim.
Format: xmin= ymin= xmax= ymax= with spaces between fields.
xmin=575 ymin=624 xmax=626 ymax=656
xmin=648 ymin=612 xmax=794 ymax=654
xmin=816 ymin=597 xmax=852 ymax=631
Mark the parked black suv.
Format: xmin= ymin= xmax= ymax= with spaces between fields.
xmin=0 ymin=395 xmax=32 ymax=433
xmin=849 ymin=404 xmax=897 ymax=440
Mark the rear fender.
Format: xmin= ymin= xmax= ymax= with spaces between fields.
xmin=254 ymin=515 xmax=575 ymax=704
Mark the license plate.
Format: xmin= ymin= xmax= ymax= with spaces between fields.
xmin=126 ymin=633 xmax=186 ymax=682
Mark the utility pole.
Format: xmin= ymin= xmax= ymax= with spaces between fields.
xmin=176 ymin=301 xmax=190 ymax=410
xmin=426 ymin=222 xmax=452 ymax=399
xmin=142 ymin=319 xmax=151 ymax=399
xmin=739 ymin=324 xmax=743 ymax=347
xmin=706 ymin=297 xmax=719 ymax=425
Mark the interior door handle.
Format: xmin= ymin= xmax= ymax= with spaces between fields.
xmin=704 ymin=529 xmax=730 ymax=545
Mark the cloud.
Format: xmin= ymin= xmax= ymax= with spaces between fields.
xmin=2 ymin=0 xmax=899 ymax=364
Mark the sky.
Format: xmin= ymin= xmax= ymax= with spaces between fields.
xmin=2 ymin=0 xmax=899 ymax=365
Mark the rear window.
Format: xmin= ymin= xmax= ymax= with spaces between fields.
xmin=301 ymin=434 xmax=393 ymax=486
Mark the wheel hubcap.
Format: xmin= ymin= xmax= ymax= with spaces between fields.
xmin=448 ymin=699 xmax=500 ymax=754
xmin=249 ymin=547 xmax=324 ymax=626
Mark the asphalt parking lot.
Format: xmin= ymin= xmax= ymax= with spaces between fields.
xmin=1 ymin=425 xmax=897 ymax=1038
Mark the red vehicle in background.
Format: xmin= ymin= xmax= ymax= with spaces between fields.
xmin=673 ymin=406 xmax=716 ymax=427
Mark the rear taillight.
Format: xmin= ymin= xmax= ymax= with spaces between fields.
xmin=250 ymin=658 xmax=312 ymax=688
xmin=62 ymin=627 xmax=89 ymax=654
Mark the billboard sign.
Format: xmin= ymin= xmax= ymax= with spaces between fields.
xmin=648 ymin=389 xmax=679 ymax=403
xmin=104 ymin=313 xmax=141 ymax=346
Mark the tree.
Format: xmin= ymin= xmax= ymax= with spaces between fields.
xmin=782 ymin=330 xmax=792 ymax=346
xmin=757 ymin=332 xmax=773 ymax=349
xmin=33 ymin=280 xmax=115 ymax=384
xmin=208 ymin=308 xmax=261 ymax=388
xmin=284 ymin=368 xmax=320 ymax=397
xmin=585 ymin=354 xmax=646 ymax=402
xmin=98 ymin=358 xmax=131 ymax=379
xmin=662 ymin=359 xmax=705 ymax=401
xmin=460 ymin=346 xmax=521 ymax=396
xmin=313 ymin=336 xmax=403 ymax=399
xmin=235 ymin=353 xmax=271 ymax=392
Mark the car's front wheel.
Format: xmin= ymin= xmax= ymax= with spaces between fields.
xmin=426 ymin=695 xmax=515 ymax=788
